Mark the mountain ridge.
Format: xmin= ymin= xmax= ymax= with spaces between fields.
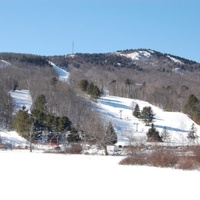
xmin=0 ymin=48 xmax=199 ymax=65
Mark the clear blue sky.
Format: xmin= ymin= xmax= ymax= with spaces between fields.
xmin=0 ymin=0 xmax=200 ymax=62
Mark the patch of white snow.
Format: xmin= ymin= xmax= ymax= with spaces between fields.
xmin=10 ymin=90 xmax=32 ymax=113
xmin=0 ymin=60 xmax=11 ymax=67
xmin=167 ymin=55 xmax=184 ymax=64
xmin=49 ymin=61 xmax=69 ymax=82
xmin=117 ymin=50 xmax=152 ymax=60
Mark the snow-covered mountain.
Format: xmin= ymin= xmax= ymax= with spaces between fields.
xmin=115 ymin=49 xmax=152 ymax=61
xmin=114 ymin=49 xmax=195 ymax=67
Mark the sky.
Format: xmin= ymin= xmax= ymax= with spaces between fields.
xmin=0 ymin=0 xmax=200 ymax=62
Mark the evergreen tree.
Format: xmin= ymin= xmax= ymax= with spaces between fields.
xmin=31 ymin=94 xmax=47 ymax=135
xmin=187 ymin=123 xmax=199 ymax=142
xmin=51 ymin=77 xmax=58 ymax=86
xmin=79 ymin=80 xmax=101 ymax=99
xmin=87 ymin=82 xmax=95 ymax=95
xmin=141 ymin=106 xmax=155 ymax=126
xmin=91 ymin=85 xmax=101 ymax=99
xmin=33 ymin=94 xmax=46 ymax=112
xmin=105 ymin=122 xmax=117 ymax=145
xmin=79 ymin=79 xmax=89 ymax=92
xmin=57 ymin=116 xmax=72 ymax=132
xmin=147 ymin=123 xmax=162 ymax=142
xmin=184 ymin=94 xmax=200 ymax=123
xmin=67 ymin=128 xmax=81 ymax=143
xmin=125 ymin=78 xmax=131 ymax=86
xmin=44 ymin=113 xmax=54 ymax=130
xmin=133 ymin=104 xmax=140 ymax=118
xmin=12 ymin=109 xmax=31 ymax=139
xmin=161 ymin=126 xmax=171 ymax=142
xmin=51 ymin=116 xmax=59 ymax=133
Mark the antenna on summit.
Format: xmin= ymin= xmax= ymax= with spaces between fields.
xmin=72 ymin=41 xmax=74 ymax=55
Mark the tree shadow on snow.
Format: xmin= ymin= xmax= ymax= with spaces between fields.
xmin=155 ymin=124 xmax=189 ymax=133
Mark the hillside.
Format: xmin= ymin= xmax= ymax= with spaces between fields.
xmin=2 ymin=69 xmax=200 ymax=149
xmin=97 ymin=95 xmax=200 ymax=146
xmin=1 ymin=49 xmax=200 ymax=148
xmin=48 ymin=49 xmax=200 ymax=114
xmin=1 ymin=49 xmax=200 ymax=107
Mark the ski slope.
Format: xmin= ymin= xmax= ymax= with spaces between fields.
xmin=97 ymin=96 xmax=200 ymax=146
xmin=48 ymin=61 xmax=69 ymax=81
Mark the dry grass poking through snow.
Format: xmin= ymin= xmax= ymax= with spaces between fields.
xmin=119 ymin=145 xmax=200 ymax=170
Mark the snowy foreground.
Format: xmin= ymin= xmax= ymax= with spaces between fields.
xmin=0 ymin=150 xmax=200 ymax=200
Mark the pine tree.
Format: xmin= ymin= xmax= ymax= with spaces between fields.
xmin=141 ymin=106 xmax=155 ymax=126
xmin=57 ymin=116 xmax=72 ymax=133
xmin=147 ymin=123 xmax=162 ymax=142
xmin=31 ymin=95 xmax=47 ymax=137
xmin=133 ymin=104 xmax=140 ymax=118
xmin=161 ymin=126 xmax=171 ymax=142
xmin=51 ymin=77 xmax=58 ymax=86
xmin=125 ymin=78 xmax=131 ymax=86
xmin=92 ymin=85 xmax=101 ymax=99
xmin=79 ymin=79 xmax=89 ymax=92
xmin=12 ymin=109 xmax=31 ymax=139
xmin=99 ymin=122 xmax=118 ymax=155
xmin=87 ymin=82 xmax=95 ymax=95
xmin=106 ymin=122 xmax=118 ymax=145
xmin=187 ymin=123 xmax=199 ymax=142
xmin=184 ymin=94 xmax=200 ymax=123
xmin=67 ymin=128 xmax=81 ymax=143
xmin=33 ymin=94 xmax=46 ymax=112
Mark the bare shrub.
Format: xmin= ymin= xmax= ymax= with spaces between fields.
xmin=124 ymin=144 xmax=146 ymax=156
xmin=119 ymin=155 xmax=147 ymax=166
xmin=66 ymin=144 xmax=82 ymax=154
xmin=120 ymin=147 xmax=179 ymax=168
xmin=148 ymin=148 xmax=179 ymax=168
xmin=177 ymin=156 xmax=197 ymax=170
xmin=191 ymin=146 xmax=200 ymax=163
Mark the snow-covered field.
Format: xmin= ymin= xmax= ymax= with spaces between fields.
xmin=0 ymin=151 xmax=200 ymax=200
